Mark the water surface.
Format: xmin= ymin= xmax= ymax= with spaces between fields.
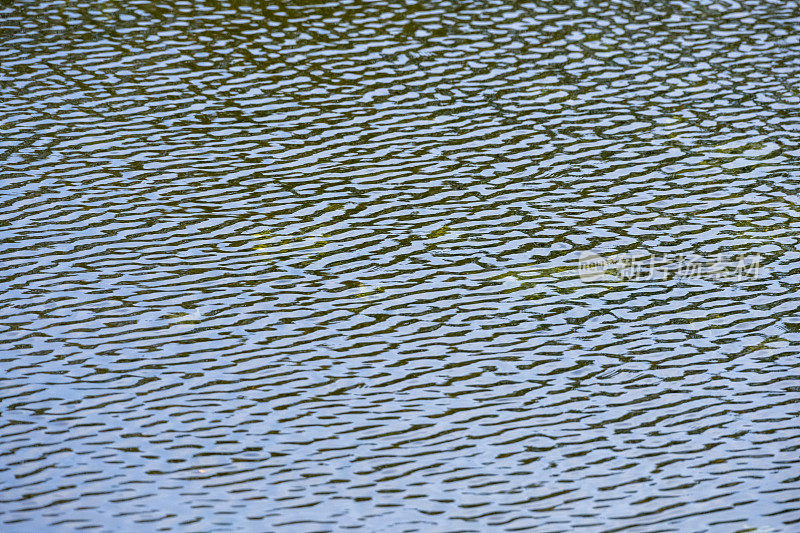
xmin=2 ymin=0 xmax=800 ymax=531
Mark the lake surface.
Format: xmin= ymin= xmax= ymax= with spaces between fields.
xmin=2 ymin=0 xmax=800 ymax=531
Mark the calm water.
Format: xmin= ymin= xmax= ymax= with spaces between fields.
xmin=2 ymin=0 xmax=800 ymax=531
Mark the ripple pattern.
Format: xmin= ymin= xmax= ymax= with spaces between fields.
xmin=2 ymin=0 xmax=800 ymax=531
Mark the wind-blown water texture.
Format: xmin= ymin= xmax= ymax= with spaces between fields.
xmin=2 ymin=0 xmax=800 ymax=531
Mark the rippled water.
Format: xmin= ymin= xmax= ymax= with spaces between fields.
xmin=2 ymin=0 xmax=800 ymax=531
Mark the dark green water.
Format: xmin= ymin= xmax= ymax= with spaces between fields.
xmin=2 ymin=0 xmax=800 ymax=531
